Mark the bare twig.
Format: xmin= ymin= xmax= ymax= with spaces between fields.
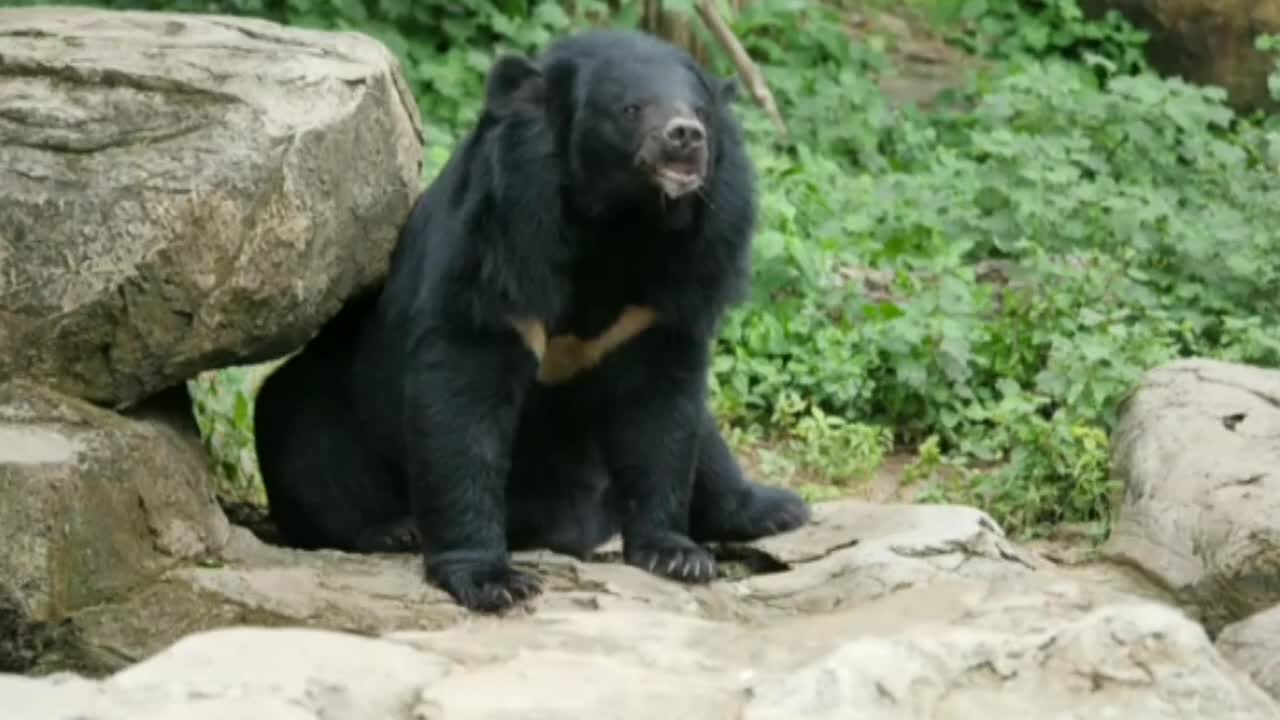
xmin=643 ymin=0 xmax=663 ymax=35
xmin=693 ymin=0 xmax=788 ymax=138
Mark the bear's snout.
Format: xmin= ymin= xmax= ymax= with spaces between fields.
xmin=663 ymin=117 xmax=705 ymax=151
xmin=632 ymin=105 xmax=712 ymax=200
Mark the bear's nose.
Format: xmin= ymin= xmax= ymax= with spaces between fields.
xmin=663 ymin=117 xmax=706 ymax=149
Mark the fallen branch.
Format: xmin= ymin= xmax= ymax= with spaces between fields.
xmin=693 ymin=0 xmax=788 ymax=139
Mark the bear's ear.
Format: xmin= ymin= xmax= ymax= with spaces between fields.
xmin=486 ymin=55 xmax=545 ymax=115
xmin=717 ymin=76 xmax=739 ymax=104
xmin=542 ymin=57 xmax=579 ymax=129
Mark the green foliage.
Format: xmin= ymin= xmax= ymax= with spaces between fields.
xmin=935 ymin=0 xmax=1150 ymax=73
xmin=719 ymin=390 xmax=894 ymax=495
xmin=710 ymin=0 xmax=1278 ymax=537
xmin=1259 ymin=33 xmax=1280 ymax=104
xmin=188 ymin=365 xmax=276 ymax=504
xmin=70 ymin=0 xmax=1277 ymax=540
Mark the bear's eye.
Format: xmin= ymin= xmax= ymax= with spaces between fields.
xmin=621 ymin=103 xmax=641 ymax=118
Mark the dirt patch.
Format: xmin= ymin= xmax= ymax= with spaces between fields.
xmin=847 ymin=7 xmax=984 ymax=109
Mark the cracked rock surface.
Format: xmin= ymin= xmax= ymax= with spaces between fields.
xmin=1 ymin=369 xmax=1277 ymax=715
xmin=7 ymin=494 xmax=1042 ymax=675
xmin=5 ymin=576 xmax=1277 ymax=719
xmin=1217 ymin=604 xmax=1280 ymax=701
xmin=0 ymin=7 xmax=424 ymax=408
xmin=1102 ymin=358 xmax=1280 ymax=633
xmin=0 ymin=377 xmax=1048 ymax=681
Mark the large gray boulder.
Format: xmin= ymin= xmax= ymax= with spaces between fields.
xmin=0 ymin=7 xmax=424 ymax=408
xmin=1102 ymin=358 xmax=1280 ymax=633
xmin=0 ymin=381 xmax=230 ymax=674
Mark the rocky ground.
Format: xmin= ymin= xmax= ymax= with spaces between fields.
xmin=1 ymin=7 xmax=1278 ymax=720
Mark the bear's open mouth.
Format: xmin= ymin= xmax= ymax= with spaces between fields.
xmin=653 ymin=165 xmax=703 ymax=199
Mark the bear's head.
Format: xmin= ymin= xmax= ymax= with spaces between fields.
xmin=483 ymin=31 xmax=741 ymax=219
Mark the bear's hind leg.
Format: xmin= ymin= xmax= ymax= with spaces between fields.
xmin=689 ymin=409 xmax=810 ymax=543
xmin=254 ymin=354 xmax=405 ymax=553
xmin=504 ymin=406 xmax=620 ymax=560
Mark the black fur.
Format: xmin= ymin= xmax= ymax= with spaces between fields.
xmin=253 ymin=30 xmax=810 ymax=614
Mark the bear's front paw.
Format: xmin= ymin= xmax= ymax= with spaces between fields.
xmin=693 ymin=483 xmax=811 ymax=543
xmin=623 ymin=532 xmax=716 ymax=583
xmin=426 ymin=550 xmax=542 ymax=613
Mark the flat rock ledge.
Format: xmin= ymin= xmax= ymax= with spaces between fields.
xmin=46 ymin=500 xmax=1043 ymax=672
xmin=3 ymin=490 xmax=1277 ymax=718
xmin=3 ymin=574 xmax=1276 ymax=720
